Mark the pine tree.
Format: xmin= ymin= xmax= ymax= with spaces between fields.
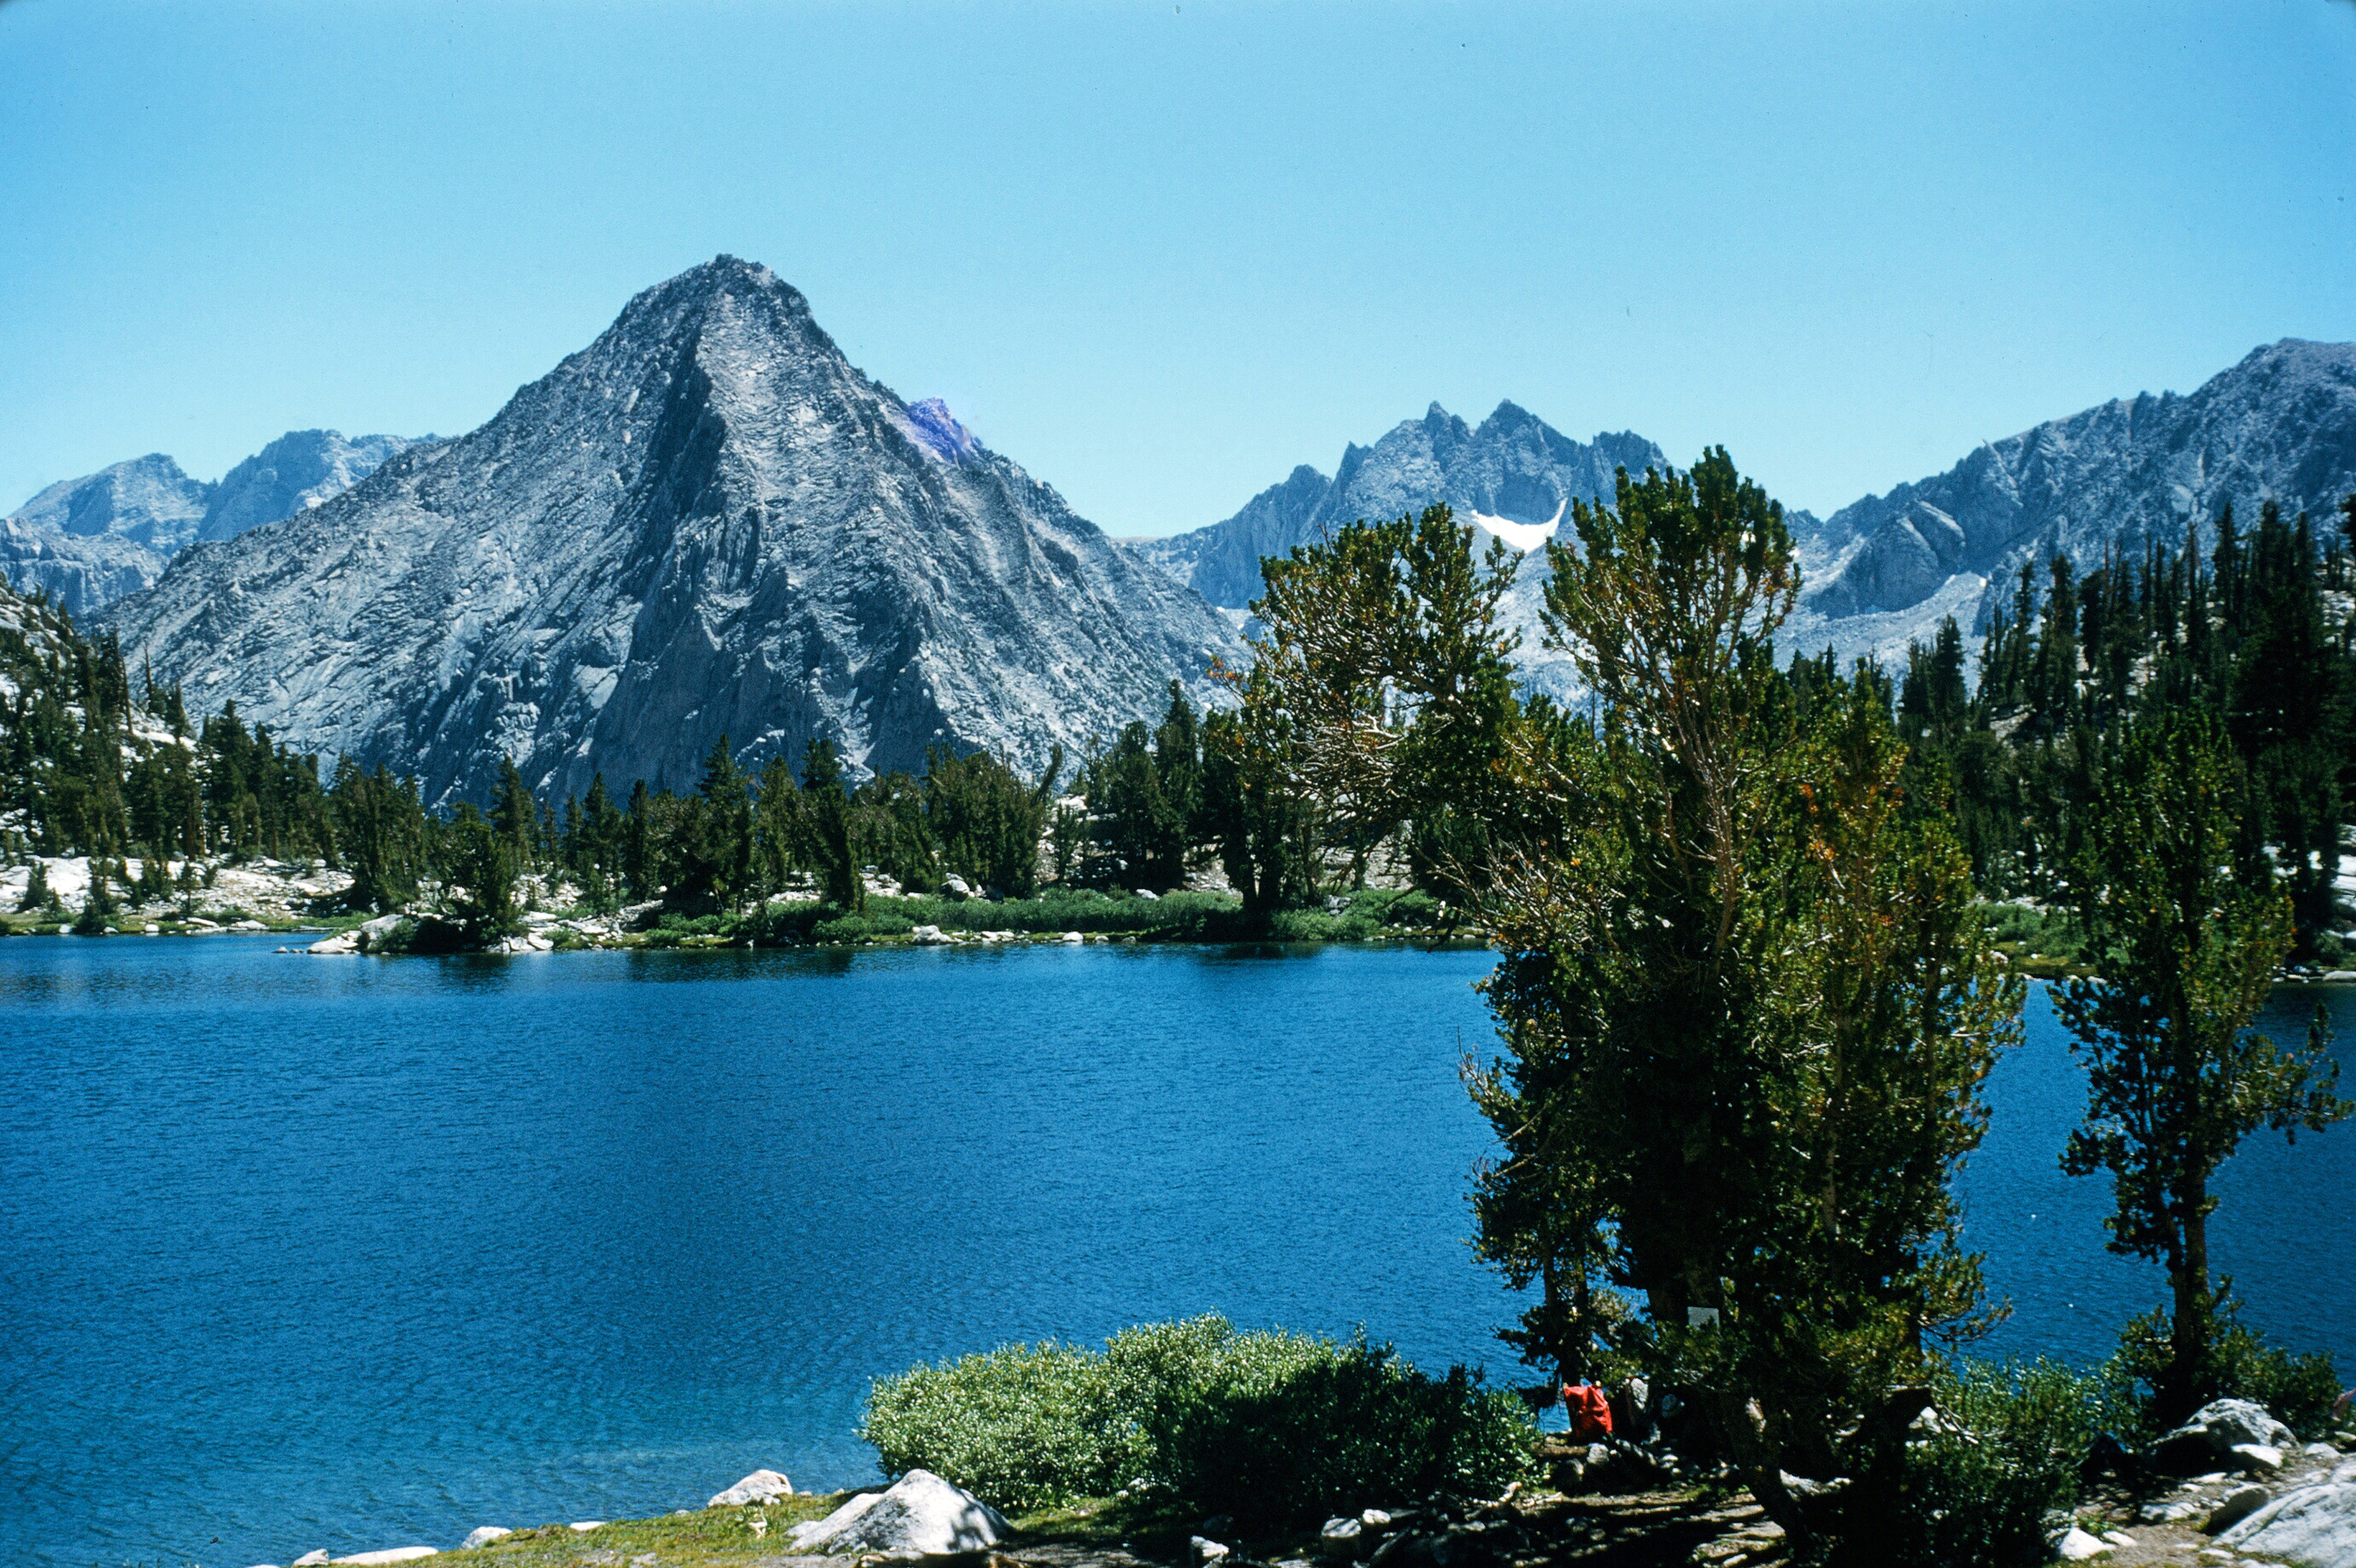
xmin=1479 ymin=450 xmax=2018 ymax=1549
xmin=493 ymin=756 xmax=537 ymax=866
xmin=2058 ymin=709 xmax=2351 ymax=1422
xmin=798 ymin=738 xmax=862 ymax=910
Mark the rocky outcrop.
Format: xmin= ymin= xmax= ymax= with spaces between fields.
xmin=1140 ymin=402 xmax=1663 ymax=612
xmin=3 ymin=433 xmax=415 ymax=615
xmin=2218 ymin=1480 xmax=2356 ymax=1566
xmin=787 ymin=1468 xmax=1011 ymax=1555
xmin=106 ymin=257 xmax=1240 ymax=803
xmin=2152 ymin=1398 xmax=2301 ymax=1473
xmin=707 ymin=1468 xmax=794 ymax=1506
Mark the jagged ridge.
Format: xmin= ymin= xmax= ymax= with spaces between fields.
xmin=1 ymin=431 xmax=417 ymax=616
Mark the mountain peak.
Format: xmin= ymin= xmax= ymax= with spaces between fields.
xmin=1143 ymin=400 xmax=1667 ymax=609
xmin=893 ymin=397 xmax=980 ymax=464
xmin=104 ymin=264 xmax=1241 ymax=802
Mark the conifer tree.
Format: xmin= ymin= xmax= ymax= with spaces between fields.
xmin=493 ymin=757 xmax=537 ymax=866
xmin=1476 ymin=451 xmax=2019 ymax=1549
xmin=798 ymin=738 xmax=862 ymax=910
xmin=751 ymin=757 xmax=803 ymax=900
xmin=2058 ymin=709 xmax=2351 ymax=1422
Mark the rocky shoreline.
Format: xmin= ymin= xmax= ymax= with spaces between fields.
xmin=209 ymin=1396 xmax=2356 ymax=1568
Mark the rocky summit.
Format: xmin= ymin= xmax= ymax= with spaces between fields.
xmin=1 ymin=430 xmax=416 ymax=616
xmin=104 ymin=256 xmax=1240 ymax=803
xmin=1139 ymin=402 xmax=1663 ymax=612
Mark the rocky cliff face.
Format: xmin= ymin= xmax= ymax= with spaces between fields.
xmin=104 ymin=257 xmax=1240 ymax=803
xmin=1785 ymin=339 xmax=2356 ymax=665
xmin=197 ymin=430 xmax=418 ymax=546
xmin=1141 ymin=402 xmax=1664 ymax=610
xmin=3 ymin=431 xmax=416 ymax=616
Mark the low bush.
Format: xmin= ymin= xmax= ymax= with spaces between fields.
xmin=1150 ymin=1329 xmax=1536 ymax=1527
xmin=1864 ymin=1359 xmax=2108 ymax=1567
xmin=860 ymin=1316 xmax=1534 ymax=1518
xmin=2102 ymin=1303 xmax=2342 ymax=1439
xmin=863 ymin=1339 xmax=1125 ymax=1511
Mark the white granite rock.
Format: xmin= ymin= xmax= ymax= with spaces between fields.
xmin=708 ymin=1468 xmax=794 ymax=1506
xmin=332 ymin=1551 xmax=437 ymax=1564
xmin=2206 ymin=1484 xmax=2271 ymax=1534
xmin=2051 ymin=1525 xmax=2110 ymax=1560
xmin=2218 ymin=1481 xmax=2356 ymax=1566
xmin=786 ymin=1469 xmax=1009 ymax=1556
xmin=458 ymin=1527 xmax=511 ymax=1550
xmin=2155 ymin=1401 xmax=2300 ymax=1471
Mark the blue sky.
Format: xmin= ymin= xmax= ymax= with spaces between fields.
xmin=2 ymin=0 xmax=2351 ymax=535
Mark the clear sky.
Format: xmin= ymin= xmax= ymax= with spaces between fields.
xmin=2 ymin=0 xmax=2352 ymax=535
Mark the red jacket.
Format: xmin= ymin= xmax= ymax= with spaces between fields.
xmin=1562 ymin=1381 xmax=1614 ymax=1441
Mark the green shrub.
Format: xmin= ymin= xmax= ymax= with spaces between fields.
xmin=860 ymin=1317 xmax=1535 ymax=1517
xmin=2103 ymin=1303 xmax=2341 ymax=1439
xmin=863 ymin=1339 xmax=1124 ymax=1511
xmin=1151 ymin=1329 xmax=1536 ymax=1526
xmin=1865 ymin=1359 xmax=2107 ymax=1567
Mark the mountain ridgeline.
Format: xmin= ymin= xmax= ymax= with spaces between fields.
xmin=101 ymin=257 xmax=1241 ymax=805
xmin=1 ymin=430 xmax=416 ymax=616
xmin=8 ymin=247 xmax=2345 ymax=819
xmin=1803 ymin=337 xmax=2356 ymax=629
xmin=1157 ymin=340 xmax=2356 ymax=693
xmin=1139 ymin=401 xmax=1664 ymax=609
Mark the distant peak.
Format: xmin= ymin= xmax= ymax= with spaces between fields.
xmin=894 ymin=397 xmax=979 ymax=464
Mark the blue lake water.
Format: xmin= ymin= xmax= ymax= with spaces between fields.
xmin=0 ymin=938 xmax=2348 ymax=1568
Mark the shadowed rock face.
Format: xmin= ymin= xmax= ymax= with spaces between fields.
xmin=1140 ymin=401 xmax=1665 ymax=610
xmin=2 ymin=432 xmax=414 ymax=616
xmin=104 ymin=256 xmax=1240 ymax=805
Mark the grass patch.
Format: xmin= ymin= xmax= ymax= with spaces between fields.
xmin=1980 ymin=901 xmax=2089 ymax=978
xmin=737 ymin=887 xmax=1464 ymax=947
xmin=462 ymin=1492 xmax=842 ymax=1565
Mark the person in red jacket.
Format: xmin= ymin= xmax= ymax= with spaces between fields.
xmin=1562 ymin=1380 xmax=1615 ymax=1442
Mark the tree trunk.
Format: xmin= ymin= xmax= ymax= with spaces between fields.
xmin=2168 ymin=1188 xmax=2212 ymax=1424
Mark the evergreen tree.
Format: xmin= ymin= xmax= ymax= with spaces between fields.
xmin=751 ymin=757 xmax=804 ymax=900
xmin=668 ymin=735 xmax=752 ymax=914
xmin=440 ymin=803 xmax=521 ymax=942
xmin=1477 ymin=451 xmax=2018 ymax=1550
xmin=330 ymin=759 xmax=425 ymax=914
xmin=925 ymin=744 xmax=1055 ymax=898
xmin=17 ymin=858 xmax=50 ymax=912
xmin=493 ymin=756 xmax=537 ymax=866
xmin=798 ymin=738 xmax=862 ymax=910
xmin=2058 ymin=709 xmax=2351 ymax=1422
xmin=74 ymin=861 xmax=115 ymax=934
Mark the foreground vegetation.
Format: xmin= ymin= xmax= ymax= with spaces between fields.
xmin=863 ymin=1316 xmax=1537 ymax=1523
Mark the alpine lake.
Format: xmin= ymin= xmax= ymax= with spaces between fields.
xmin=2 ymin=936 xmax=2350 ymax=1568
